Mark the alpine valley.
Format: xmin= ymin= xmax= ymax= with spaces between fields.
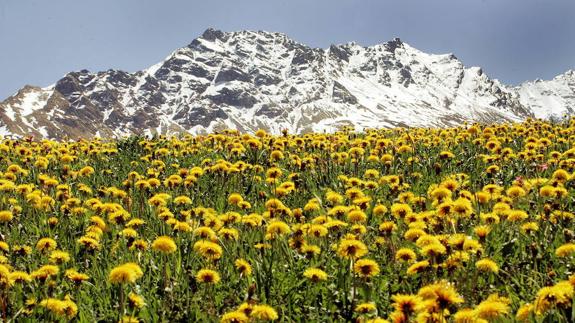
xmin=1 ymin=28 xmax=574 ymax=139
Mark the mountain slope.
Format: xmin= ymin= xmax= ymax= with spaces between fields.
xmin=516 ymin=70 xmax=575 ymax=120
xmin=0 ymin=28 xmax=570 ymax=139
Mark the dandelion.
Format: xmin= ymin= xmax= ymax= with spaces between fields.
xmin=452 ymin=198 xmax=473 ymax=217
xmin=539 ymin=186 xmax=556 ymax=198
xmin=326 ymin=191 xmax=344 ymax=205
xmin=337 ymin=239 xmax=368 ymax=259
xmin=475 ymin=295 xmax=509 ymax=320
xmin=77 ymin=236 xmax=101 ymax=250
xmin=355 ymin=302 xmax=377 ymax=314
xmin=194 ymin=226 xmax=218 ymax=240
xmin=109 ymin=263 xmax=143 ymax=284
xmin=221 ymin=311 xmax=249 ymax=323
xmin=129 ymin=239 xmax=148 ymax=251
xmin=219 ymin=227 xmax=240 ymax=240
xmin=453 ymin=308 xmax=476 ymax=322
xmin=391 ymin=294 xmax=421 ymax=316
xmin=235 ymin=259 xmax=253 ymax=276
xmin=0 ymin=241 xmax=8 ymax=253
xmin=507 ymin=186 xmax=526 ymax=198
xmin=378 ymin=221 xmax=397 ymax=235
xmin=265 ymin=221 xmax=291 ymax=240
xmin=391 ymin=203 xmax=412 ymax=219
xmin=31 ymin=265 xmax=59 ymax=281
xmin=353 ymin=258 xmax=380 ymax=278
xmin=347 ymin=209 xmax=367 ymax=223
xmin=119 ymin=316 xmax=140 ymax=323
xmin=36 ymin=238 xmax=57 ymax=252
xmin=308 ymin=224 xmax=328 ymax=238
xmin=228 ymin=193 xmax=244 ymax=205
xmin=421 ymin=243 xmax=447 ymax=258
xmin=516 ymin=303 xmax=533 ymax=321
xmin=128 ymin=292 xmax=146 ymax=309
xmin=395 ymin=248 xmax=417 ymax=263
xmin=507 ymin=209 xmax=528 ymax=222
xmin=418 ymin=280 xmax=464 ymax=309
xmin=407 ymin=260 xmax=429 ymax=275
xmin=0 ymin=210 xmax=13 ymax=222
xmin=521 ymin=222 xmax=539 ymax=234
xmin=196 ymin=269 xmax=221 ymax=284
xmin=193 ymin=240 xmax=223 ymax=260
xmin=39 ymin=296 xmax=78 ymax=319
xmin=300 ymin=244 xmax=321 ymax=257
xmin=303 ymin=267 xmax=328 ymax=282
xmin=49 ymin=250 xmax=70 ymax=264
xmin=555 ymin=243 xmax=575 ymax=257
xmin=404 ymin=228 xmax=426 ymax=242
xmin=534 ymin=281 xmax=574 ymax=315
xmin=475 ymin=258 xmax=499 ymax=273
xmin=65 ymin=269 xmax=90 ymax=284
xmin=251 ymin=304 xmax=278 ymax=321
xmin=151 ymin=236 xmax=177 ymax=254
xmin=9 ymin=271 xmax=32 ymax=284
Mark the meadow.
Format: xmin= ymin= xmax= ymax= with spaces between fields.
xmin=0 ymin=119 xmax=574 ymax=322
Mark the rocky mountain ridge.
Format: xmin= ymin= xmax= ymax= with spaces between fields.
xmin=1 ymin=28 xmax=573 ymax=139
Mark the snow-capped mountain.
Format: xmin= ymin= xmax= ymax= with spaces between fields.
xmin=516 ymin=70 xmax=575 ymax=120
xmin=0 ymin=28 xmax=572 ymax=139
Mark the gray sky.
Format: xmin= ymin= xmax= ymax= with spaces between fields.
xmin=1 ymin=0 xmax=574 ymax=99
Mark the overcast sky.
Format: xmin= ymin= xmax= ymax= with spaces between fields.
xmin=1 ymin=0 xmax=574 ymax=99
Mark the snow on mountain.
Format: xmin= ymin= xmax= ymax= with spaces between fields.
xmin=516 ymin=70 xmax=575 ymax=120
xmin=0 ymin=28 xmax=570 ymax=139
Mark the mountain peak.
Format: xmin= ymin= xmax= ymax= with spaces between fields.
xmin=1 ymin=29 xmax=573 ymax=140
xmin=201 ymin=27 xmax=227 ymax=41
xmin=385 ymin=37 xmax=404 ymax=51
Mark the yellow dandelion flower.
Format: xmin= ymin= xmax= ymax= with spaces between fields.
xmin=151 ymin=236 xmax=177 ymax=254
xmin=0 ymin=210 xmax=13 ymax=223
xmin=556 ymin=243 xmax=575 ymax=257
xmin=453 ymin=308 xmax=476 ymax=322
xmin=65 ymin=269 xmax=90 ymax=284
xmin=31 ymin=265 xmax=59 ymax=281
xmin=9 ymin=271 xmax=32 ymax=284
xmin=251 ymin=304 xmax=278 ymax=321
xmin=521 ymin=222 xmax=539 ymax=234
xmin=128 ymin=292 xmax=146 ymax=309
xmin=475 ymin=258 xmax=499 ymax=273
xmin=119 ymin=316 xmax=140 ymax=323
xmin=407 ymin=260 xmax=429 ymax=275
xmin=36 ymin=237 xmax=57 ymax=252
xmin=235 ymin=259 xmax=253 ymax=276
xmin=391 ymin=203 xmax=412 ymax=219
xmin=303 ymin=267 xmax=328 ymax=282
xmin=347 ymin=209 xmax=367 ymax=223
xmin=49 ymin=250 xmax=70 ymax=264
xmin=515 ymin=303 xmax=533 ymax=321
xmin=228 ymin=193 xmax=244 ymax=205
xmin=421 ymin=243 xmax=447 ymax=258
xmin=391 ymin=294 xmax=421 ymax=316
xmin=193 ymin=240 xmax=223 ymax=260
xmin=109 ymin=263 xmax=143 ymax=284
xmin=355 ymin=302 xmax=377 ymax=314
xmin=337 ymin=239 xmax=368 ymax=259
xmin=395 ymin=248 xmax=417 ymax=263
xmin=265 ymin=221 xmax=291 ymax=240
xmin=196 ymin=269 xmax=221 ymax=284
xmin=475 ymin=298 xmax=509 ymax=320
xmin=353 ymin=258 xmax=380 ymax=278
xmin=221 ymin=311 xmax=249 ymax=323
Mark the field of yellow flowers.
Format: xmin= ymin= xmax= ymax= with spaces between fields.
xmin=1 ymin=119 xmax=575 ymax=322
